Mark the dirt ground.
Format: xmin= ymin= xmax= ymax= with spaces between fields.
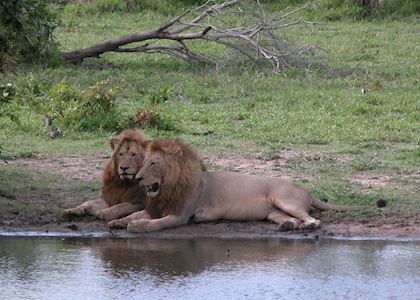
xmin=1 ymin=154 xmax=419 ymax=240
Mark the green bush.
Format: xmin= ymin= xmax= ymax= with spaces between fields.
xmin=47 ymin=79 xmax=123 ymax=131
xmin=0 ymin=73 xmax=181 ymax=134
xmin=0 ymin=82 xmax=15 ymax=105
xmin=48 ymin=81 xmax=82 ymax=122
xmin=148 ymin=87 xmax=170 ymax=106
xmin=0 ymin=0 xmax=60 ymax=69
xmin=13 ymin=73 xmax=46 ymax=108
xmin=133 ymin=87 xmax=177 ymax=132
xmin=1 ymin=75 xmax=134 ymax=133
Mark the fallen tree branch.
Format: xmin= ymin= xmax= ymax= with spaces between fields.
xmin=63 ymin=0 xmax=317 ymax=71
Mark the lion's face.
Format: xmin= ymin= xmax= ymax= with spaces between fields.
xmin=135 ymin=150 xmax=172 ymax=198
xmin=112 ymin=140 xmax=145 ymax=182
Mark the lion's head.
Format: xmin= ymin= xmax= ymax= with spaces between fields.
xmin=109 ymin=129 xmax=148 ymax=182
xmin=135 ymin=138 xmax=205 ymax=218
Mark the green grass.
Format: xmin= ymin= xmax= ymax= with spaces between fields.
xmin=0 ymin=1 xmax=419 ymax=218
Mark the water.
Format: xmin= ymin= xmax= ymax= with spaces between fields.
xmin=0 ymin=237 xmax=419 ymax=300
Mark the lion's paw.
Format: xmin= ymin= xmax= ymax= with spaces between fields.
xmin=95 ymin=209 xmax=115 ymax=222
xmin=299 ymin=219 xmax=321 ymax=230
xmin=127 ymin=219 xmax=151 ymax=233
xmin=108 ymin=219 xmax=127 ymax=229
xmin=278 ymin=220 xmax=299 ymax=231
xmin=63 ymin=207 xmax=85 ymax=216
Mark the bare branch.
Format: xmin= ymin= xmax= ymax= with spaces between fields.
xmin=157 ymin=10 xmax=191 ymax=32
xmin=62 ymin=0 xmax=318 ymax=71
xmin=271 ymin=3 xmax=312 ymax=22
xmin=173 ymin=0 xmax=241 ymax=34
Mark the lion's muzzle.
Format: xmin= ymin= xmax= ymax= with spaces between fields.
xmin=119 ymin=173 xmax=135 ymax=181
xmin=138 ymin=180 xmax=161 ymax=198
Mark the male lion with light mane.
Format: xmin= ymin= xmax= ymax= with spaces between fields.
xmin=64 ymin=129 xmax=148 ymax=221
xmin=109 ymin=138 xmax=368 ymax=233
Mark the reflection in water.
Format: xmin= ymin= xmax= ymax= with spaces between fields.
xmin=0 ymin=237 xmax=419 ymax=299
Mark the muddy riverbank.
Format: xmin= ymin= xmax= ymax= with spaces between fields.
xmin=1 ymin=155 xmax=419 ymax=240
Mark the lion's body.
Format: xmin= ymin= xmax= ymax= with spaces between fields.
xmin=65 ymin=129 xmax=148 ymax=221
xmin=108 ymin=139 xmax=366 ymax=232
xmin=109 ymin=138 xmax=366 ymax=232
xmin=191 ymin=171 xmax=307 ymax=222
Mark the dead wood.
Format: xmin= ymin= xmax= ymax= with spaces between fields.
xmin=63 ymin=0 xmax=318 ymax=71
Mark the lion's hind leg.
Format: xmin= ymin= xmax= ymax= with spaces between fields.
xmin=64 ymin=198 xmax=109 ymax=217
xmin=269 ymin=195 xmax=321 ymax=230
xmin=267 ymin=210 xmax=301 ymax=231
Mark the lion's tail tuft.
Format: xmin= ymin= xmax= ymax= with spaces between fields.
xmin=310 ymin=197 xmax=368 ymax=211
xmin=376 ymin=198 xmax=387 ymax=208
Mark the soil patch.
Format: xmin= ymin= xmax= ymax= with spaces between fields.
xmin=4 ymin=155 xmax=106 ymax=182
xmin=1 ymin=154 xmax=419 ymax=240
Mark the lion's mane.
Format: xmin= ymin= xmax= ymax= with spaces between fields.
xmin=102 ymin=129 xmax=148 ymax=206
xmin=144 ymin=138 xmax=205 ymax=218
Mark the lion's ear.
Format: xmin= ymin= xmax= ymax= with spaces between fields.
xmin=110 ymin=138 xmax=120 ymax=150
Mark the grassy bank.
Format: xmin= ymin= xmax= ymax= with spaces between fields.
xmin=0 ymin=1 xmax=419 ymax=222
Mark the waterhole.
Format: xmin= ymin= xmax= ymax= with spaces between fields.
xmin=0 ymin=237 xmax=419 ymax=299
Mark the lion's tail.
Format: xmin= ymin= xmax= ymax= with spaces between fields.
xmin=310 ymin=197 xmax=369 ymax=211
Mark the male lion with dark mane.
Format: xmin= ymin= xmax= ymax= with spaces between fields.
xmin=108 ymin=138 xmax=368 ymax=233
xmin=64 ymin=129 xmax=148 ymax=221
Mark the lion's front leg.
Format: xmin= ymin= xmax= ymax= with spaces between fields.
xmin=64 ymin=198 xmax=109 ymax=217
xmin=95 ymin=202 xmax=144 ymax=221
xmin=108 ymin=210 xmax=150 ymax=229
xmin=127 ymin=214 xmax=187 ymax=233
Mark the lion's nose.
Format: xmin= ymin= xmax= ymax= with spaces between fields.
xmin=120 ymin=166 xmax=129 ymax=171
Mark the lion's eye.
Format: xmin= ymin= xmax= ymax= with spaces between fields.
xmin=149 ymin=162 xmax=155 ymax=167
xmin=131 ymin=153 xmax=136 ymax=157
xmin=119 ymin=153 xmax=123 ymax=157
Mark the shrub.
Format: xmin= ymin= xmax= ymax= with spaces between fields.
xmin=47 ymin=79 xmax=122 ymax=131
xmin=134 ymin=107 xmax=177 ymax=131
xmin=13 ymin=73 xmax=46 ymax=109
xmin=0 ymin=82 xmax=15 ymax=105
xmin=133 ymin=87 xmax=177 ymax=132
xmin=1 ymin=75 xmax=132 ymax=133
xmin=48 ymin=81 xmax=83 ymax=122
xmin=0 ymin=0 xmax=60 ymax=69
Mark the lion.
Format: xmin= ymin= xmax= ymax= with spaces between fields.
xmin=64 ymin=129 xmax=148 ymax=221
xmin=108 ymin=138 xmax=368 ymax=233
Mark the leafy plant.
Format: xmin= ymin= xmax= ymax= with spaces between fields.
xmin=83 ymin=80 xmax=118 ymax=115
xmin=1 ymin=75 xmax=129 ymax=133
xmin=131 ymin=86 xmax=177 ymax=131
xmin=47 ymin=79 xmax=122 ymax=131
xmin=134 ymin=106 xmax=177 ymax=131
xmin=0 ymin=82 xmax=15 ymax=104
xmin=0 ymin=0 xmax=60 ymax=68
xmin=148 ymin=87 xmax=170 ymax=106
xmin=13 ymin=73 xmax=46 ymax=109
xmin=0 ymin=81 xmax=19 ymax=126
xmin=135 ymin=108 xmax=160 ymax=127
xmin=48 ymin=81 xmax=82 ymax=121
